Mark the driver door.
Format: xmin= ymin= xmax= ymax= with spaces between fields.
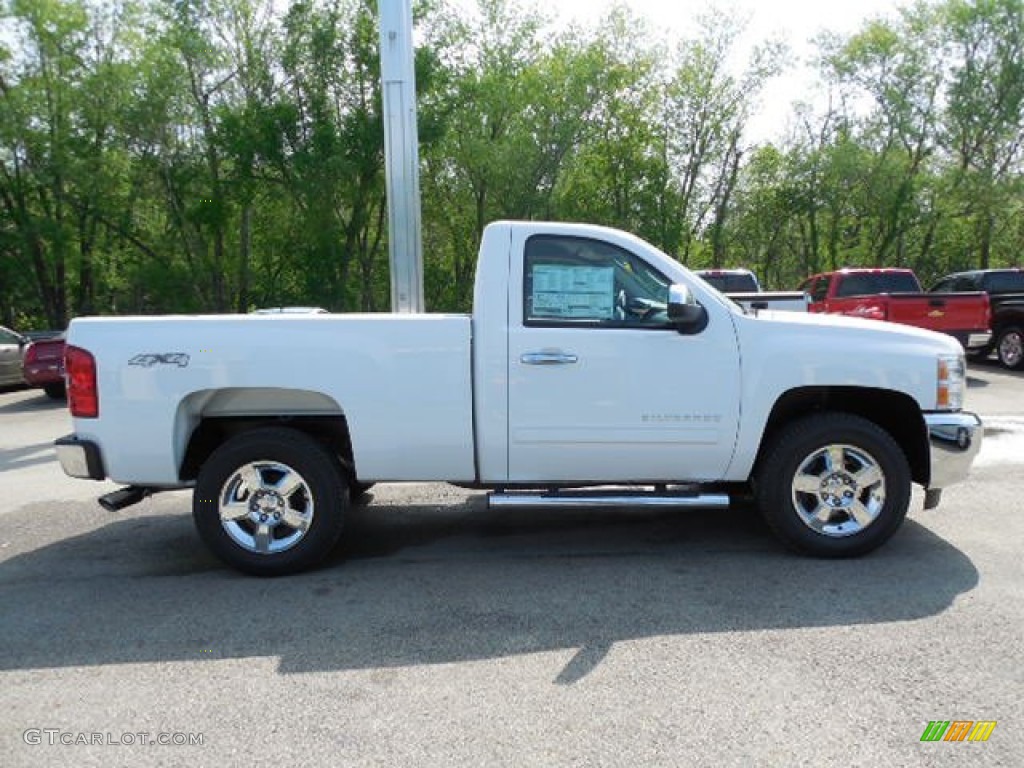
xmin=507 ymin=233 xmax=741 ymax=483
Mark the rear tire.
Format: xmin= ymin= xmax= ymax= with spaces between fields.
xmin=755 ymin=413 xmax=911 ymax=558
xmin=995 ymin=325 xmax=1024 ymax=370
xmin=44 ymin=382 xmax=66 ymax=399
xmin=193 ymin=427 xmax=348 ymax=576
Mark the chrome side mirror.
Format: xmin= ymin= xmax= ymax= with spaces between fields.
xmin=667 ymin=284 xmax=709 ymax=334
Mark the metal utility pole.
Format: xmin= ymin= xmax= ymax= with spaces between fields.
xmin=378 ymin=0 xmax=425 ymax=313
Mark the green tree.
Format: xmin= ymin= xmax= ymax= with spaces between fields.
xmin=941 ymin=0 xmax=1024 ymax=269
xmin=552 ymin=6 xmax=681 ymax=253
xmin=662 ymin=9 xmax=784 ymax=266
xmin=421 ymin=0 xmax=611 ymax=309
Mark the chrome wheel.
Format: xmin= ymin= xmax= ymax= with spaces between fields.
xmin=195 ymin=428 xmax=347 ymax=576
xmin=997 ymin=327 xmax=1023 ymax=369
xmin=757 ymin=413 xmax=910 ymax=557
xmin=790 ymin=443 xmax=886 ymax=538
xmin=218 ymin=460 xmax=314 ymax=554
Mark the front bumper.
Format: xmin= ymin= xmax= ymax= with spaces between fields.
xmin=948 ymin=330 xmax=993 ymax=351
xmin=924 ymin=412 xmax=983 ymax=489
xmin=55 ymin=435 xmax=106 ymax=480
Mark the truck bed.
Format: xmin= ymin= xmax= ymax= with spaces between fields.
xmin=66 ymin=314 xmax=476 ymax=485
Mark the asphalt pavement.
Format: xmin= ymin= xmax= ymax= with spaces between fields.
xmin=1 ymin=362 xmax=1021 ymax=767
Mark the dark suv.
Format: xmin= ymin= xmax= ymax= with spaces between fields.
xmin=930 ymin=268 xmax=1024 ymax=369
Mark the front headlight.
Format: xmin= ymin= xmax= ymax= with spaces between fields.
xmin=936 ymin=353 xmax=966 ymax=411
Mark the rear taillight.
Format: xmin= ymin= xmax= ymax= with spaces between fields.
xmin=65 ymin=345 xmax=98 ymax=418
xmin=23 ymin=343 xmax=38 ymax=364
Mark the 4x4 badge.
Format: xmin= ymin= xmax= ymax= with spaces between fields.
xmin=128 ymin=353 xmax=190 ymax=368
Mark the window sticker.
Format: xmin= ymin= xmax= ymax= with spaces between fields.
xmin=531 ymin=265 xmax=615 ymax=319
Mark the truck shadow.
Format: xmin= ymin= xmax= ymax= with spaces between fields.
xmin=0 ymin=441 xmax=60 ymax=473
xmin=0 ymin=495 xmax=978 ymax=684
xmin=969 ymin=355 xmax=1023 ymax=377
xmin=0 ymin=390 xmax=65 ymax=413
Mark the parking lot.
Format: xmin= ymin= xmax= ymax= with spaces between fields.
xmin=1 ymin=361 xmax=1022 ymax=766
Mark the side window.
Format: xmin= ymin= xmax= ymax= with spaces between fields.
xmin=931 ymin=277 xmax=953 ymax=292
xmin=955 ymin=275 xmax=980 ymax=291
xmin=809 ymin=277 xmax=830 ymax=303
xmin=987 ymin=271 xmax=1024 ymax=293
xmin=0 ymin=329 xmax=20 ymax=345
xmin=524 ymin=235 xmax=671 ymax=328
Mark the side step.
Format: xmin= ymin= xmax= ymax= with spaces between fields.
xmin=488 ymin=488 xmax=730 ymax=510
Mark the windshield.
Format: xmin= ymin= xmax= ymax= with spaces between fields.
xmin=836 ymin=272 xmax=920 ymax=297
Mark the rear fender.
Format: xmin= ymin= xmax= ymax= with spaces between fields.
xmin=175 ymin=388 xmax=345 ymax=479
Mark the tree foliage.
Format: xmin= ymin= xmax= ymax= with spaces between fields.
xmin=1 ymin=0 xmax=1022 ymax=328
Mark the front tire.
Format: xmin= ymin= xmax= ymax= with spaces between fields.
xmin=755 ymin=413 xmax=911 ymax=558
xmin=193 ymin=427 xmax=348 ymax=576
xmin=995 ymin=325 xmax=1024 ymax=370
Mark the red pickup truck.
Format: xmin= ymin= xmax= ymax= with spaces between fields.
xmin=798 ymin=268 xmax=991 ymax=352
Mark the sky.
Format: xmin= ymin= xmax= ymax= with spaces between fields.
xmin=551 ymin=0 xmax=901 ymax=42
xmin=495 ymin=0 xmax=908 ymax=142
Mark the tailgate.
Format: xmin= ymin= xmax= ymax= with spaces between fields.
xmin=887 ymin=292 xmax=989 ymax=332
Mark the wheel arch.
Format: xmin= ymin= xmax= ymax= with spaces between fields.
xmin=175 ymin=388 xmax=357 ymax=482
xmin=993 ymin=318 xmax=1024 ymax=369
xmin=752 ymin=386 xmax=929 ymax=487
xmin=992 ymin=307 xmax=1024 ymax=335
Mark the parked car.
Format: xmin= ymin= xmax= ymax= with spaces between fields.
xmin=799 ymin=268 xmax=991 ymax=352
xmin=22 ymin=334 xmax=67 ymax=398
xmin=930 ymin=268 xmax=1024 ymax=370
xmin=0 ymin=325 xmax=29 ymax=387
xmin=695 ymin=269 xmax=810 ymax=312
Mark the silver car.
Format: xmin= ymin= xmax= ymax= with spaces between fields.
xmin=0 ymin=325 xmax=29 ymax=387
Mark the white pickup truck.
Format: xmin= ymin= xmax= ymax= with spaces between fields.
xmin=56 ymin=221 xmax=982 ymax=576
xmin=694 ymin=268 xmax=810 ymax=312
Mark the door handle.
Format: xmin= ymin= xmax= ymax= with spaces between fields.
xmin=521 ymin=352 xmax=578 ymax=365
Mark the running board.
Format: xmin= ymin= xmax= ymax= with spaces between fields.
xmin=488 ymin=489 xmax=730 ymax=510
